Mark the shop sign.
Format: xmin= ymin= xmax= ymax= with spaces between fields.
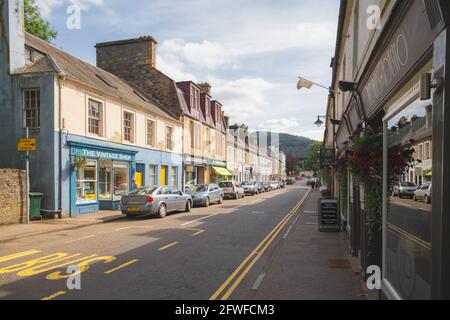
xmin=320 ymin=148 xmax=335 ymax=167
xmin=360 ymin=1 xmax=438 ymax=118
xmin=71 ymin=146 xmax=134 ymax=161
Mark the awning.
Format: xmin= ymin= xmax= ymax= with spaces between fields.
xmin=425 ymin=170 xmax=432 ymax=177
xmin=212 ymin=166 xmax=233 ymax=176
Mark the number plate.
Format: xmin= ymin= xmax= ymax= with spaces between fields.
xmin=127 ymin=208 xmax=140 ymax=212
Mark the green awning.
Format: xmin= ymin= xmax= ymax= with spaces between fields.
xmin=425 ymin=170 xmax=432 ymax=177
xmin=212 ymin=166 xmax=233 ymax=176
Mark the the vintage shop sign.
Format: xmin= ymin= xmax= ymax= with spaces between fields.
xmin=361 ymin=1 xmax=437 ymax=117
xmin=71 ymin=146 xmax=134 ymax=161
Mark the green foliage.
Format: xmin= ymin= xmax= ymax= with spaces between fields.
xmin=304 ymin=141 xmax=322 ymax=173
xmin=24 ymin=0 xmax=57 ymax=42
xmin=339 ymin=172 xmax=348 ymax=219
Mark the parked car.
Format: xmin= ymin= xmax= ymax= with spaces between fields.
xmin=261 ymin=182 xmax=271 ymax=192
xmin=186 ymin=184 xmax=224 ymax=207
xmin=242 ymin=181 xmax=259 ymax=196
xmin=256 ymin=182 xmax=265 ymax=194
xmin=392 ymin=181 xmax=417 ymax=198
xmin=286 ymin=177 xmax=296 ymax=185
xmin=268 ymin=181 xmax=279 ymax=190
xmin=413 ymin=182 xmax=432 ymax=204
xmin=218 ymin=181 xmax=245 ymax=199
xmin=121 ymin=186 xmax=192 ymax=218
xmin=279 ymin=180 xmax=286 ymax=188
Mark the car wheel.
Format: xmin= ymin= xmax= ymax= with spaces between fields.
xmin=218 ymin=195 xmax=224 ymax=204
xmin=413 ymin=195 xmax=417 ymax=201
xmin=425 ymin=195 xmax=431 ymax=204
xmin=157 ymin=204 xmax=167 ymax=218
xmin=125 ymin=214 xmax=134 ymax=219
xmin=185 ymin=200 xmax=191 ymax=212
xmin=204 ymin=197 xmax=210 ymax=207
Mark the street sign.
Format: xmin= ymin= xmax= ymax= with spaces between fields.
xmin=18 ymin=138 xmax=36 ymax=151
xmin=318 ymin=198 xmax=340 ymax=232
xmin=320 ymin=148 xmax=335 ymax=167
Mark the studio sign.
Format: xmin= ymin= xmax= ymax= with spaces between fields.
xmin=365 ymin=34 xmax=409 ymax=103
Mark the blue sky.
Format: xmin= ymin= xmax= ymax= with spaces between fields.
xmin=36 ymin=0 xmax=340 ymax=140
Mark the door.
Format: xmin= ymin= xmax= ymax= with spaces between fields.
xmin=160 ymin=166 xmax=167 ymax=186
xmin=160 ymin=186 xmax=174 ymax=211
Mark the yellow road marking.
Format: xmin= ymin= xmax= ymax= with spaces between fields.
xmin=41 ymin=291 xmax=66 ymax=300
xmin=104 ymin=259 xmax=139 ymax=274
xmin=158 ymin=242 xmax=179 ymax=251
xmin=0 ymin=250 xmax=40 ymax=263
xmin=64 ymin=235 xmax=96 ymax=244
xmin=209 ymin=189 xmax=310 ymax=300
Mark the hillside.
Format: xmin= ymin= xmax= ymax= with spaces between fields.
xmin=252 ymin=132 xmax=317 ymax=159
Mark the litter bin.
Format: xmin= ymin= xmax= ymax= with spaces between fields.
xmin=29 ymin=192 xmax=43 ymax=219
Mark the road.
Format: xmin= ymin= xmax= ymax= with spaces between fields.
xmin=0 ymin=183 xmax=309 ymax=300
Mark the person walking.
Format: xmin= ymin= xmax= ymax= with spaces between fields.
xmin=311 ymin=178 xmax=316 ymax=191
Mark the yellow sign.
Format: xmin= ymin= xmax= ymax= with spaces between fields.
xmin=18 ymin=138 xmax=36 ymax=151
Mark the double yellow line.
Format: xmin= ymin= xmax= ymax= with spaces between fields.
xmin=209 ymin=189 xmax=311 ymax=300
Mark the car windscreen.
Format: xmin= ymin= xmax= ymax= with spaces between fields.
xmin=191 ymin=185 xmax=209 ymax=192
xmin=219 ymin=182 xmax=232 ymax=188
xmin=241 ymin=181 xmax=252 ymax=186
xmin=129 ymin=187 xmax=157 ymax=195
xmin=401 ymin=182 xmax=416 ymax=187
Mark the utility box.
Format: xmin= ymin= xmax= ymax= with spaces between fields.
xmin=318 ymin=198 xmax=340 ymax=232
xmin=29 ymin=192 xmax=43 ymax=220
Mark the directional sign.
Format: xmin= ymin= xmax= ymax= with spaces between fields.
xmin=18 ymin=138 xmax=36 ymax=152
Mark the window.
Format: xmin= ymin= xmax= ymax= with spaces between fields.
xmin=216 ymin=133 xmax=222 ymax=155
xmin=194 ymin=123 xmax=201 ymax=149
xmin=166 ymin=126 xmax=173 ymax=150
xmin=418 ymin=144 xmax=423 ymax=160
xmin=206 ymin=128 xmax=211 ymax=152
xmin=76 ymin=159 xmax=97 ymax=204
xmin=148 ymin=165 xmax=157 ymax=187
xmin=190 ymin=121 xmax=195 ymax=148
xmin=99 ymin=159 xmax=112 ymax=200
xmin=23 ymin=89 xmax=40 ymax=128
xmin=123 ymin=111 xmax=134 ymax=142
xmin=425 ymin=142 xmax=431 ymax=160
xmin=114 ymin=161 xmax=129 ymax=199
xmin=205 ymin=97 xmax=210 ymax=116
xmin=147 ymin=119 xmax=156 ymax=147
xmin=170 ymin=167 xmax=178 ymax=188
xmin=88 ymin=99 xmax=103 ymax=136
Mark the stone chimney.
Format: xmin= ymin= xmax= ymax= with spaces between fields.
xmin=95 ymin=36 xmax=157 ymax=80
xmin=1 ymin=0 xmax=25 ymax=74
xmin=198 ymin=82 xmax=212 ymax=95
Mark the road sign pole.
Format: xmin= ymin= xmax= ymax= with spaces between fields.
xmin=26 ymin=128 xmax=30 ymax=225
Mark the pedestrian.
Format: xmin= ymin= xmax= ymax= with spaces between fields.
xmin=311 ymin=178 xmax=316 ymax=191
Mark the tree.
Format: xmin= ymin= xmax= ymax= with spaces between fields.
xmin=304 ymin=141 xmax=322 ymax=173
xmin=24 ymin=0 xmax=57 ymax=42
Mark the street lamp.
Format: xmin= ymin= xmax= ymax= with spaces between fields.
xmin=314 ymin=115 xmax=341 ymax=128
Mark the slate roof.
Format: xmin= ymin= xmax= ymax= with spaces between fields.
xmin=19 ymin=33 xmax=177 ymax=121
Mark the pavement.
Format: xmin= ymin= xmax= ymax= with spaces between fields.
xmin=0 ymin=182 xmax=368 ymax=300
xmin=0 ymin=211 xmax=124 ymax=243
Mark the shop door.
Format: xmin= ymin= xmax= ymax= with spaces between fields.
xmin=135 ymin=163 xmax=145 ymax=187
xmin=160 ymin=166 xmax=167 ymax=186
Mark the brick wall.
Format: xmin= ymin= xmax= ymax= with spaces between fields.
xmin=0 ymin=169 xmax=26 ymax=225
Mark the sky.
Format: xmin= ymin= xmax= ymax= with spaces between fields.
xmin=35 ymin=0 xmax=340 ymax=141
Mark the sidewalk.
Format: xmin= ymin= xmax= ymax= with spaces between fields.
xmin=242 ymin=189 xmax=374 ymax=300
xmin=0 ymin=211 xmax=124 ymax=243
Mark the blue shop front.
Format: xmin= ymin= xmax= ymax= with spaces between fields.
xmin=69 ymin=141 xmax=138 ymax=215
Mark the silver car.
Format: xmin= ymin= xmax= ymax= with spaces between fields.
xmin=218 ymin=181 xmax=245 ymax=199
xmin=241 ymin=181 xmax=259 ymax=196
xmin=413 ymin=182 xmax=432 ymax=204
xmin=186 ymin=184 xmax=224 ymax=207
xmin=393 ymin=181 xmax=417 ymax=199
xmin=121 ymin=186 xmax=193 ymax=218
xmin=269 ymin=181 xmax=279 ymax=190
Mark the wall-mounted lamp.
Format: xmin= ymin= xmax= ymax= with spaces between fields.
xmin=338 ymin=80 xmax=357 ymax=92
xmin=314 ymin=115 xmax=341 ymax=128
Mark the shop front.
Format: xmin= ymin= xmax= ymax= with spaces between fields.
xmin=69 ymin=141 xmax=137 ymax=215
xmin=209 ymin=160 xmax=233 ymax=183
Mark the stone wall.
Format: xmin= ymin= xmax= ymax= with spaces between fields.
xmin=0 ymin=169 xmax=26 ymax=225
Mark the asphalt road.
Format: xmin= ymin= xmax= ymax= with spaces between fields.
xmin=0 ymin=183 xmax=309 ymax=300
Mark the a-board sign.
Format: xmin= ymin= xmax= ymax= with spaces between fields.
xmin=318 ymin=198 xmax=340 ymax=232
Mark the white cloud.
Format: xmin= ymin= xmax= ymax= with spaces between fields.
xmin=260 ymin=117 xmax=300 ymax=131
xmin=212 ymin=78 xmax=274 ymax=122
xmin=35 ymin=0 xmax=103 ymax=18
xmin=159 ymin=39 xmax=235 ymax=71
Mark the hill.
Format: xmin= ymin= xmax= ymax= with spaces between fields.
xmin=252 ymin=132 xmax=317 ymax=159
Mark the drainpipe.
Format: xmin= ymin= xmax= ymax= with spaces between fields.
xmin=58 ymin=76 xmax=64 ymax=217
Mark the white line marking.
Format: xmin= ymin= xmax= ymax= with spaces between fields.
xmin=251 ymin=211 xmax=265 ymax=214
xmin=251 ymin=273 xmax=266 ymax=290
xmin=283 ymin=225 xmax=293 ymax=239
xmin=64 ymin=235 xmax=96 ymax=244
xmin=181 ymin=214 xmax=215 ymax=226
xmin=391 ymin=202 xmax=413 ymax=208
xmin=114 ymin=226 xmax=154 ymax=231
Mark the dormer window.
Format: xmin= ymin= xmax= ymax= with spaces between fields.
xmin=205 ymin=97 xmax=210 ymax=116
